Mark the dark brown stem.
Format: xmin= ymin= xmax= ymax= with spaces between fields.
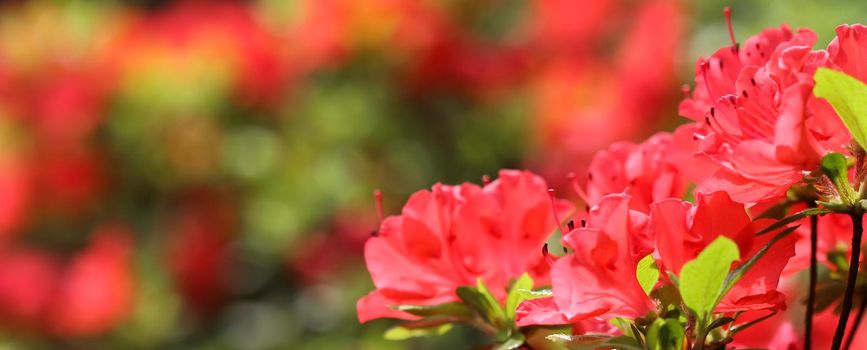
xmin=805 ymin=201 xmax=818 ymax=350
xmin=844 ymin=294 xmax=867 ymax=350
xmin=832 ymin=213 xmax=863 ymax=350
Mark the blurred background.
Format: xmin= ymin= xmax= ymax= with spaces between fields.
xmin=0 ymin=0 xmax=865 ymax=349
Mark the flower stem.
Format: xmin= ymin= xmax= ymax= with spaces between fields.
xmin=832 ymin=212 xmax=864 ymax=350
xmin=843 ymin=295 xmax=867 ymax=350
xmin=805 ymin=201 xmax=819 ymax=350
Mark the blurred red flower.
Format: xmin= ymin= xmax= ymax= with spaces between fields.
xmin=165 ymin=189 xmax=237 ymax=317
xmin=531 ymin=0 xmax=685 ymax=182
xmin=48 ymin=226 xmax=135 ymax=337
xmin=109 ymin=1 xmax=291 ymax=107
xmin=0 ymin=226 xmax=134 ymax=337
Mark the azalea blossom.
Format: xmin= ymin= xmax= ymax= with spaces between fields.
xmin=651 ymin=192 xmax=796 ymax=312
xmin=680 ymin=22 xmax=850 ymax=203
xmin=357 ymin=170 xmax=573 ymax=322
xmin=573 ymin=123 xmax=712 ymax=213
xmin=516 ymin=193 xmax=654 ymax=326
xmin=516 ymin=191 xmax=796 ymax=329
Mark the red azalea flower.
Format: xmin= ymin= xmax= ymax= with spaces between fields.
xmin=730 ymin=308 xmax=800 ymax=349
xmin=517 ymin=193 xmax=654 ymax=326
xmin=36 ymin=149 xmax=107 ymax=217
xmin=47 ymin=226 xmax=135 ymax=337
xmin=827 ymin=24 xmax=867 ymax=82
xmin=651 ymin=192 xmax=796 ymax=312
xmin=287 ymin=208 xmax=374 ymax=284
xmin=0 ymin=249 xmax=57 ymax=331
xmin=517 ymin=192 xmax=796 ymax=328
xmin=165 ymin=189 xmax=237 ymax=317
xmin=166 ymin=212 xmax=231 ymax=317
xmin=681 ymin=20 xmax=854 ymax=203
xmin=573 ymin=124 xmax=710 ymax=213
xmin=527 ymin=0 xmax=617 ymax=56
xmin=357 ymin=170 xmax=573 ymax=322
xmin=531 ymin=0 xmax=684 ymax=182
xmin=29 ymin=64 xmax=113 ymax=144
xmin=679 ymin=24 xmax=808 ymax=122
xmin=0 ymin=157 xmax=32 ymax=242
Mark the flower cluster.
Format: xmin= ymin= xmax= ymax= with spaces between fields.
xmin=359 ymin=11 xmax=867 ymax=350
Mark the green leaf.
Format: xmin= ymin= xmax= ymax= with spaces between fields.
xmin=506 ymin=273 xmax=535 ymax=319
xmin=609 ymin=318 xmax=632 ymax=334
xmin=456 ymin=279 xmax=507 ymax=328
xmin=646 ymin=318 xmax=685 ymax=350
xmin=729 ymin=311 xmax=777 ymax=336
xmin=545 ymin=334 xmax=644 ymax=350
xmin=678 ymin=236 xmax=740 ymax=323
xmin=494 ymin=332 xmax=526 ymax=350
xmin=666 ymin=271 xmax=680 ymax=288
xmin=636 ymin=254 xmax=660 ymax=295
xmin=755 ymin=207 xmax=829 ymax=236
xmin=393 ymin=302 xmax=472 ymax=319
xmin=814 ymin=67 xmax=867 ymax=149
xmin=706 ymin=316 xmax=735 ymax=332
xmin=384 ymin=323 xmax=453 ymax=340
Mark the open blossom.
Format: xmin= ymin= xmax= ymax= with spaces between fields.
xmin=517 ymin=191 xmax=796 ymax=328
xmin=517 ymin=193 xmax=654 ymax=326
xmin=651 ymin=192 xmax=796 ymax=312
xmin=680 ymin=23 xmax=851 ymax=203
xmin=575 ymin=123 xmax=712 ymax=213
xmin=357 ymin=170 xmax=573 ymax=322
xmin=552 ymin=194 xmax=654 ymax=320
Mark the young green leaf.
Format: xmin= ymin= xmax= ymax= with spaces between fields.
xmin=456 ymin=279 xmax=507 ymax=328
xmin=636 ymin=254 xmax=660 ymax=295
xmin=393 ymin=302 xmax=472 ymax=319
xmin=814 ymin=67 xmax=867 ymax=149
xmin=678 ymin=236 xmax=740 ymax=323
xmin=646 ymin=318 xmax=685 ymax=350
xmin=494 ymin=332 xmax=526 ymax=350
xmin=505 ymin=273 xmax=535 ymax=319
xmin=384 ymin=323 xmax=453 ymax=340
xmin=609 ymin=318 xmax=632 ymax=334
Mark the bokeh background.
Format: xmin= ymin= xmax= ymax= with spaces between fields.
xmin=0 ymin=0 xmax=865 ymax=349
